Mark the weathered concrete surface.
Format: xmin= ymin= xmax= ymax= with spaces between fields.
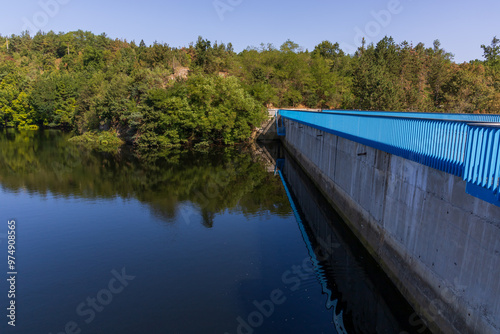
xmin=254 ymin=109 xmax=279 ymax=141
xmin=281 ymin=118 xmax=500 ymax=334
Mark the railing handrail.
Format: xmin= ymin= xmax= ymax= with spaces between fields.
xmin=467 ymin=123 xmax=500 ymax=128
xmin=279 ymin=109 xmax=500 ymax=124
xmin=320 ymin=109 xmax=500 ymax=122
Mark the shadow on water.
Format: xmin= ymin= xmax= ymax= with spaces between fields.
xmin=263 ymin=141 xmax=431 ymax=334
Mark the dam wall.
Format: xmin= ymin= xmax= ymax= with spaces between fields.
xmin=280 ymin=115 xmax=500 ymax=334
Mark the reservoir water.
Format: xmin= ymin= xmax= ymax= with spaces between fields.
xmin=0 ymin=130 xmax=429 ymax=334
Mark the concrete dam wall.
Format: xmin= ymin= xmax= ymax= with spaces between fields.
xmin=279 ymin=116 xmax=500 ymax=334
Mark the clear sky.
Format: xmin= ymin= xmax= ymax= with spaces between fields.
xmin=0 ymin=0 xmax=499 ymax=63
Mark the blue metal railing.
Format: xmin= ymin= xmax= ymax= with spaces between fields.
xmin=463 ymin=123 xmax=500 ymax=204
xmin=278 ymin=109 xmax=500 ymax=206
xmin=323 ymin=109 xmax=500 ymax=122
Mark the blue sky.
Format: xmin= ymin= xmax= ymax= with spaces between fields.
xmin=0 ymin=0 xmax=499 ymax=62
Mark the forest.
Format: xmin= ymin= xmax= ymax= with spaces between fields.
xmin=0 ymin=31 xmax=499 ymax=149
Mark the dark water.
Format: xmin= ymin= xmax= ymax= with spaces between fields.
xmin=0 ymin=130 xmax=429 ymax=334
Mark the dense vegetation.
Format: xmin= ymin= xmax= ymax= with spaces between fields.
xmin=0 ymin=31 xmax=498 ymax=148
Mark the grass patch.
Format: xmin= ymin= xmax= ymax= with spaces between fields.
xmin=69 ymin=130 xmax=124 ymax=152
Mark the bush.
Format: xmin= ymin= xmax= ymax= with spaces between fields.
xmin=69 ymin=130 xmax=124 ymax=152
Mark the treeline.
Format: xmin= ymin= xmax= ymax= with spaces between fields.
xmin=0 ymin=31 xmax=499 ymax=148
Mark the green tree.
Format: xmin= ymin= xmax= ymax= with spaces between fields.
xmin=11 ymin=92 xmax=34 ymax=126
xmin=194 ymin=36 xmax=211 ymax=69
xmin=442 ymin=63 xmax=496 ymax=113
xmin=280 ymin=39 xmax=302 ymax=53
xmin=481 ymin=36 xmax=500 ymax=67
xmin=312 ymin=40 xmax=344 ymax=60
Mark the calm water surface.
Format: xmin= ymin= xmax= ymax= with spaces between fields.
xmin=0 ymin=130 xmax=429 ymax=334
